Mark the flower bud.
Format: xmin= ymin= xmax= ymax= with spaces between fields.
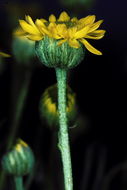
xmin=2 ymin=139 xmax=35 ymax=176
xmin=35 ymin=37 xmax=85 ymax=69
xmin=39 ymin=84 xmax=77 ymax=129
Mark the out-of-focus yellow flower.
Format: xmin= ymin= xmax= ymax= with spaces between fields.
xmin=40 ymin=84 xmax=77 ymax=128
xmin=12 ymin=27 xmax=35 ymax=64
xmin=13 ymin=27 xmax=35 ymax=47
xmin=0 ymin=52 xmax=11 ymax=57
xmin=14 ymin=27 xmax=35 ymax=43
xmin=17 ymin=12 xmax=105 ymax=55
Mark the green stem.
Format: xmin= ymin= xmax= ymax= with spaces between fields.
xmin=14 ymin=176 xmax=24 ymax=190
xmin=55 ymin=68 xmax=73 ymax=190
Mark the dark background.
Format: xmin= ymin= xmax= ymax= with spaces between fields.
xmin=0 ymin=0 xmax=127 ymax=190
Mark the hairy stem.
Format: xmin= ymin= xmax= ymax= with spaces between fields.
xmin=56 ymin=68 xmax=73 ymax=190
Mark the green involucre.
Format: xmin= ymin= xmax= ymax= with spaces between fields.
xmin=35 ymin=37 xmax=85 ymax=69
xmin=2 ymin=140 xmax=35 ymax=176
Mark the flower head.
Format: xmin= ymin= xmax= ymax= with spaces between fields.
xmin=18 ymin=12 xmax=105 ymax=55
xmin=2 ymin=139 xmax=35 ymax=176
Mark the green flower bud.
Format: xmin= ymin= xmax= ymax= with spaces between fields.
xmin=35 ymin=37 xmax=85 ymax=69
xmin=39 ymin=84 xmax=77 ymax=129
xmin=12 ymin=36 xmax=35 ymax=65
xmin=2 ymin=139 xmax=35 ymax=176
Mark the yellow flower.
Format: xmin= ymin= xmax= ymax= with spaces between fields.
xmin=17 ymin=12 xmax=106 ymax=55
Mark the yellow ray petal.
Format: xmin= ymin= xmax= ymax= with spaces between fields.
xmin=35 ymin=19 xmax=49 ymax=35
xmin=78 ymin=15 xmax=96 ymax=25
xmin=87 ymin=30 xmax=106 ymax=39
xmin=68 ymin=27 xmax=77 ymax=37
xmin=27 ymin=34 xmax=43 ymax=41
xmin=48 ymin=23 xmax=61 ymax=39
xmin=48 ymin=22 xmax=56 ymax=30
xmin=71 ymin=17 xmax=78 ymax=22
xmin=57 ymin=39 xmax=67 ymax=46
xmin=68 ymin=39 xmax=80 ymax=48
xmin=56 ymin=23 xmax=67 ymax=31
xmin=49 ymin=14 xmax=56 ymax=22
xmin=80 ymin=39 xmax=102 ymax=55
xmin=56 ymin=24 xmax=68 ymax=38
xmin=19 ymin=20 xmax=40 ymax=35
xmin=13 ymin=27 xmax=26 ymax=36
xmin=85 ymin=34 xmax=105 ymax=40
xmin=25 ymin=15 xmax=35 ymax=27
xmin=39 ymin=27 xmax=51 ymax=36
xmin=89 ymin=30 xmax=106 ymax=35
xmin=88 ymin=20 xmax=103 ymax=33
xmin=35 ymin=19 xmax=46 ymax=28
xmin=40 ymin=18 xmax=48 ymax=23
xmin=74 ymin=26 xmax=90 ymax=39
xmin=53 ymin=34 xmax=62 ymax=39
xmin=58 ymin=11 xmax=70 ymax=22
xmin=0 ymin=52 xmax=11 ymax=57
